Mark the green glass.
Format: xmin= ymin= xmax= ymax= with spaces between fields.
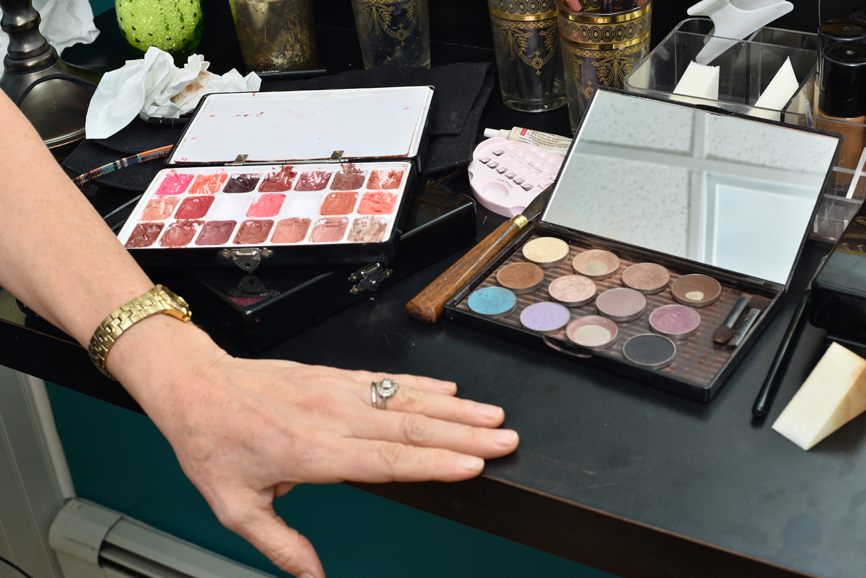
xmin=116 ymin=0 xmax=204 ymax=61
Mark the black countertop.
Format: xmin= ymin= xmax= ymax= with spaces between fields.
xmin=8 ymin=2 xmax=866 ymax=577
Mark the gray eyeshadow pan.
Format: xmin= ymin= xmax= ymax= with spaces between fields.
xmin=622 ymin=334 xmax=676 ymax=369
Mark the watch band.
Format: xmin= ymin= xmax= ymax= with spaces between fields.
xmin=88 ymin=285 xmax=192 ymax=380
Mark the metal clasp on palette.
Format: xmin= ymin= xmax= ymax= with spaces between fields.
xmin=349 ymin=263 xmax=393 ymax=294
xmin=219 ymin=248 xmax=272 ymax=272
xmin=231 ymin=154 xmax=248 ymax=166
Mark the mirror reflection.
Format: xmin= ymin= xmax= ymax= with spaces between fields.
xmin=545 ymin=89 xmax=839 ymax=285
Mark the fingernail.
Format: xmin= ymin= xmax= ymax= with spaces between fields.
xmin=494 ymin=429 xmax=518 ymax=447
xmin=460 ymin=455 xmax=484 ymax=472
xmin=477 ymin=404 xmax=503 ymax=420
xmin=436 ymin=380 xmax=457 ymax=394
xmin=299 ymin=573 xmax=314 ymax=578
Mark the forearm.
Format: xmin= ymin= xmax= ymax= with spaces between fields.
xmin=0 ymin=93 xmax=154 ymax=347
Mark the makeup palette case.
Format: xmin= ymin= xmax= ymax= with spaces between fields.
xmin=157 ymin=178 xmax=477 ymax=351
xmin=444 ymin=88 xmax=841 ymax=401
xmin=116 ymin=87 xmax=435 ymax=270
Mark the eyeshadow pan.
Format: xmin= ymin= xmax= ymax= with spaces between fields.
xmin=125 ymin=222 xmax=164 ymax=248
xmin=468 ymin=286 xmax=517 ymax=319
xmin=566 ymin=316 xmax=618 ymax=350
xmin=348 ymin=216 xmax=388 ymax=242
xmin=572 ymin=249 xmax=621 ymax=280
xmin=621 ymin=263 xmax=670 ymax=294
xmin=189 ymin=172 xmax=227 ymax=195
xmin=331 ymin=164 xmax=366 ymax=190
xmin=548 ymin=275 xmax=596 ymax=307
xmin=160 ymin=220 xmax=202 ymax=247
xmin=175 ymin=195 xmax=215 ymax=219
xmin=595 ymin=287 xmax=646 ymax=322
xmin=368 ymin=169 xmax=404 ymax=189
xmin=671 ymin=274 xmax=722 ymax=307
xmin=496 ymin=262 xmax=545 ymax=294
xmin=358 ymin=192 xmax=398 ymax=214
xmin=141 ymin=197 xmax=178 ymax=220
xmin=272 ymin=218 xmax=311 ymax=244
xmin=310 ymin=217 xmax=349 ymax=242
xmin=223 ymin=173 xmax=261 ymax=193
xmin=259 ymin=166 xmax=297 ymax=192
xmin=246 ymin=193 xmax=286 ymax=218
xmin=520 ymin=301 xmax=571 ymax=333
xmin=522 ymin=237 xmax=570 ymax=268
xmin=154 ymin=173 xmax=192 ymax=197
xmin=622 ymin=334 xmax=676 ymax=369
xmin=195 ymin=220 xmax=237 ymax=245
xmin=649 ymin=304 xmax=701 ymax=339
xmin=320 ymin=192 xmax=359 ymax=215
xmin=296 ymin=170 xmax=331 ymax=191
xmin=234 ymin=220 xmax=274 ymax=244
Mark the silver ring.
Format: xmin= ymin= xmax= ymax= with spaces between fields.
xmin=371 ymin=378 xmax=399 ymax=409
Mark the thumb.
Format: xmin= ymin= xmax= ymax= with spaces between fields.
xmin=224 ymin=502 xmax=325 ymax=578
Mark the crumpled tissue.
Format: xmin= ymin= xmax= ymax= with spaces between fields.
xmin=0 ymin=0 xmax=99 ymax=57
xmin=85 ymin=47 xmax=261 ymax=140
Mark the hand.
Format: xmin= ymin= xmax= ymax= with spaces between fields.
xmin=110 ymin=318 xmax=519 ymax=578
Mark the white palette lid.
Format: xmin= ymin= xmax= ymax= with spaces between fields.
xmin=168 ymin=86 xmax=435 ymax=166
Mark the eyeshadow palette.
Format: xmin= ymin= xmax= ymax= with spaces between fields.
xmin=117 ymin=87 xmax=434 ymax=270
xmin=443 ymin=88 xmax=840 ymax=401
xmin=449 ymin=231 xmax=780 ymax=398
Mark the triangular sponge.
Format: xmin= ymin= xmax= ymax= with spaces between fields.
xmin=772 ymin=343 xmax=866 ymax=450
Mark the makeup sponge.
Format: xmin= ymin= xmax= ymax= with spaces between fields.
xmin=772 ymin=343 xmax=866 ymax=450
xmin=673 ymin=61 xmax=720 ymax=101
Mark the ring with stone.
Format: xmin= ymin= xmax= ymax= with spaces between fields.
xmin=371 ymin=378 xmax=399 ymax=409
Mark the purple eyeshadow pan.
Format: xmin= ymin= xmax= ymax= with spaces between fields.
xmin=520 ymin=301 xmax=571 ymax=333
xmin=649 ymin=304 xmax=701 ymax=339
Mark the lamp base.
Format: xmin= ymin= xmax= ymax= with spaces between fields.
xmin=0 ymin=57 xmax=99 ymax=150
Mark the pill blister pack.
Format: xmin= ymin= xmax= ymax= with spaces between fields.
xmin=467 ymin=137 xmax=564 ymax=218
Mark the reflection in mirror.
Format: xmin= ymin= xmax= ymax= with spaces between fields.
xmin=545 ymin=89 xmax=839 ymax=285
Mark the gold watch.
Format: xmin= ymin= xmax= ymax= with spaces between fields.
xmin=88 ymin=285 xmax=192 ymax=380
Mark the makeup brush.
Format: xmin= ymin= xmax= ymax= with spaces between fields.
xmin=406 ymin=185 xmax=555 ymax=323
xmin=726 ymin=296 xmax=771 ymax=349
xmin=73 ymin=145 xmax=173 ymax=187
xmin=713 ymin=295 xmax=750 ymax=344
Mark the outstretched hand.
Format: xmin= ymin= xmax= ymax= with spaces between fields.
xmin=110 ymin=316 xmax=519 ymax=578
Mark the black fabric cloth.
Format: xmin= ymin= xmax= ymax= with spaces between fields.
xmin=63 ymin=62 xmax=495 ymax=191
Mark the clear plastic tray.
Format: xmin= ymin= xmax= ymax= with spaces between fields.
xmin=625 ymin=18 xmax=865 ymax=242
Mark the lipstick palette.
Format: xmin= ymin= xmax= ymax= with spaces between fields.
xmin=116 ymin=87 xmax=434 ymax=270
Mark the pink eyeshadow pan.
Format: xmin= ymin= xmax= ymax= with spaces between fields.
xmin=368 ymin=169 xmax=404 ymax=189
xmin=160 ymin=220 xmax=202 ymax=247
xmin=272 ymin=218 xmax=311 ymax=244
xmin=141 ymin=197 xmax=179 ymax=220
xmin=189 ymin=172 xmax=228 ymax=195
xmin=295 ymin=171 xmax=331 ymax=191
xmin=234 ymin=220 xmax=274 ymax=244
xmin=195 ymin=221 xmax=237 ymax=245
xmin=310 ymin=217 xmax=349 ymax=242
xmin=320 ymin=192 xmax=358 ymax=215
xmin=246 ymin=193 xmax=286 ymax=218
xmin=154 ymin=173 xmax=193 ymax=196
xmin=125 ymin=222 xmax=164 ymax=248
xmin=175 ymin=195 xmax=215 ymax=219
xmin=358 ymin=192 xmax=398 ymax=214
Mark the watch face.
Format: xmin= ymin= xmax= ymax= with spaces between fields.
xmin=156 ymin=285 xmax=191 ymax=318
